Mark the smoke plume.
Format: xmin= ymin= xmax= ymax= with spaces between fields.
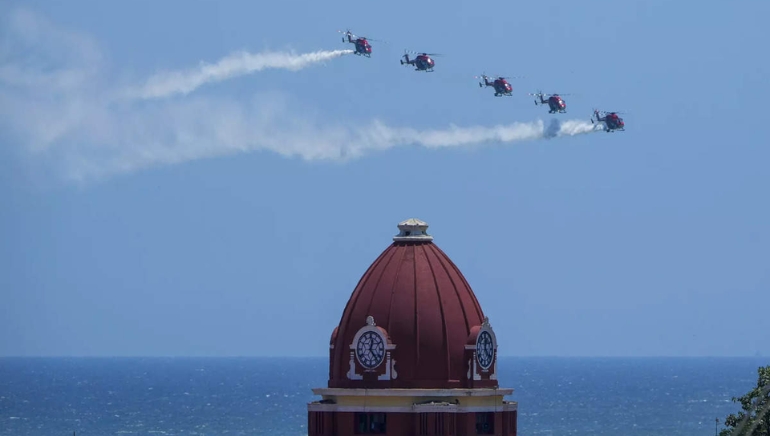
xmin=125 ymin=49 xmax=355 ymax=100
xmin=545 ymin=118 xmax=603 ymax=138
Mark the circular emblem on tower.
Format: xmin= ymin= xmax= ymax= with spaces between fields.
xmin=356 ymin=330 xmax=385 ymax=369
xmin=476 ymin=330 xmax=494 ymax=370
xmin=465 ymin=316 xmax=499 ymax=384
xmin=346 ymin=316 xmax=398 ymax=381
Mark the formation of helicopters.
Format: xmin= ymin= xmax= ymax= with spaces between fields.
xmin=338 ymin=29 xmax=627 ymax=133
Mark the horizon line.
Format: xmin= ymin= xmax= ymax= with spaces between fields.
xmin=1 ymin=354 xmax=766 ymax=359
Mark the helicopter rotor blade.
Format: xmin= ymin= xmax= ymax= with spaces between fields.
xmin=337 ymin=29 xmax=355 ymax=39
xmin=481 ymin=73 xmax=524 ymax=80
xmin=404 ymin=50 xmax=444 ymax=56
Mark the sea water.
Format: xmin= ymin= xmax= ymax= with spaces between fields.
xmin=0 ymin=356 xmax=766 ymax=436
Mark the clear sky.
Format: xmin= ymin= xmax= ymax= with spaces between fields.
xmin=1 ymin=0 xmax=768 ymax=358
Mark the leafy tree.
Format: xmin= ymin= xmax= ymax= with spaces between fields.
xmin=719 ymin=365 xmax=770 ymax=436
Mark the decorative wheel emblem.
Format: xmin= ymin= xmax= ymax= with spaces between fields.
xmin=476 ymin=331 xmax=494 ymax=370
xmin=356 ymin=331 xmax=385 ymax=369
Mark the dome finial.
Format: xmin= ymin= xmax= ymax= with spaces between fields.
xmin=393 ymin=218 xmax=433 ymax=242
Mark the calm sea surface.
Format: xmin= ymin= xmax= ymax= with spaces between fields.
xmin=0 ymin=357 xmax=767 ymax=436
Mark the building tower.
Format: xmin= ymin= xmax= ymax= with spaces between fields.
xmin=307 ymin=218 xmax=518 ymax=436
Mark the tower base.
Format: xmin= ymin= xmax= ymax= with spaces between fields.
xmin=307 ymin=388 xmax=518 ymax=436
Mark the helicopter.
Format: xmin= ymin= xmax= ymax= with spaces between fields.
xmin=530 ymin=92 xmax=569 ymax=113
xmin=338 ymin=29 xmax=375 ymax=57
xmin=591 ymin=109 xmax=626 ymax=132
xmin=400 ymin=50 xmax=439 ymax=72
xmin=476 ymin=74 xmax=513 ymax=97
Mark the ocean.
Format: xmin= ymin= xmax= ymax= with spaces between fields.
xmin=0 ymin=356 xmax=766 ymax=436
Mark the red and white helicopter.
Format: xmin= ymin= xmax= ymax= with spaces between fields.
xmin=476 ymin=74 xmax=514 ymax=97
xmin=338 ymin=29 xmax=380 ymax=57
xmin=400 ymin=50 xmax=440 ymax=72
xmin=529 ymin=91 xmax=570 ymax=113
xmin=591 ymin=109 xmax=626 ymax=132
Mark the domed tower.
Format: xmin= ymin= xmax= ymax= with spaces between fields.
xmin=308 ymin=219 xmax=518 ymax=436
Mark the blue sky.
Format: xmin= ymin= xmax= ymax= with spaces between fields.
xmin=1 ymin=0 xmax=768 ymax=357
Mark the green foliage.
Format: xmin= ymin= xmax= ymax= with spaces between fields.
xmin=719 ymin=365 xmax=770 ymax=436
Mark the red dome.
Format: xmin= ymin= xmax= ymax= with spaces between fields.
xmin=328 ymin=219 xmax=499 ymax=389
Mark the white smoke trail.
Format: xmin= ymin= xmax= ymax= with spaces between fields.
xmin=0 ymin=88 xmax=603 ymax=182
xmin=545 ymin=118 xmax=604 ymax=137
xmin=125 ymin=49 xmax=355 ymax=100
xmin=354 ymin=118 xmax=600 ymax=156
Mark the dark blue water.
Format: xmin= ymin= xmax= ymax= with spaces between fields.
xmin=0 ymin=357 xmax=766 ymax=435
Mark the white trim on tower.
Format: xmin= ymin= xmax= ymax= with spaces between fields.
xmin=312 ymin=387 xmax=514 ymax=397
xmin=307 ymin=403 xmax=518 ymax=413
